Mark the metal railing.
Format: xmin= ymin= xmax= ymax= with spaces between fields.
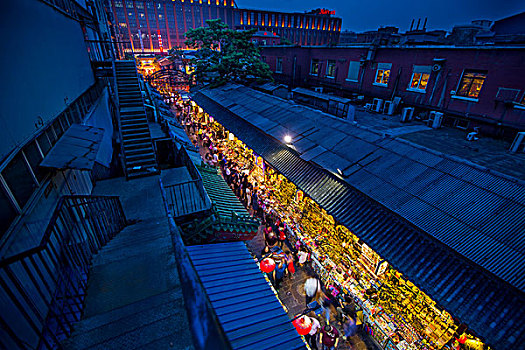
xmin=0 ymin=195 xmax=127 ymax=350
xmin=163 ymin=179 xmax=212 ymax=217
xmin=158 ymin=179 xmax=231 ymax=350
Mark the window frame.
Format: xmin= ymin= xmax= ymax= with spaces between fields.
xmin=310 ymin=59 xmax=320 ymax=76
xmin=326 ymin=59 xmax=336 ymax=78
xmin=275 ymin=57 xmax=283 ymax=73
xmin=374 ymin=69 xmax=390 ymax=87
xmin=407 ymin=72 xmax=430 ymax=93
xmin=346 ymin=61 xmax=360 ymax=82
xmin=454 ymin=69 xmax=487 ymax=101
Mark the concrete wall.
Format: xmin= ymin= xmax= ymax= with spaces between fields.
xmin=0 ymin=0 xmax=94 ymax=160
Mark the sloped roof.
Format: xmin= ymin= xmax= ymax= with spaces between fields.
xmin=193 ymin=84 xmax=525 ymax=349
xmin=40 ymin=124 xmax=104 ymax=170
xmin=187 ymin=242 xmax=305 ymax=350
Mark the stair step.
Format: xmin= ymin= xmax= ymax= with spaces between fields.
xmin=127 ymin=158 xmax=156 ymax=167
xmin=122 ymin=138 xmax=151 ymax=146
xmin=64 ymin=291 xmax=186 ymax=350
xmin=122 ymin=132 xmax=150 ymax=139
xmin=128 ymin=168 xmax=159 ymax=179
xmin=125 ymin=152 xmax=155 ymax=162
xmin=124 ymin=147 xmax=155 ymax=156
xmin=94 ymin=234 xmax=170 ymax=262
xmin=121 ymin=122 xmax=148 ymax=129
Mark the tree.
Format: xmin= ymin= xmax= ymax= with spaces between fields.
xmin=183 ymin=19 xmax=273 ymax=87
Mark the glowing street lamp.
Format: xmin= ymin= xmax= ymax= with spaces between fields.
xmin=284 ymin=135 xmax=292 ymax=144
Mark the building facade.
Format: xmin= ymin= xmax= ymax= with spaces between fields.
xmin=107 ymin=0 xmax=342 ymax=53
xmin=235 ymin=8 xmax=341 ymax=46
xmin=262 ymin=45 xmax=525 ymax=138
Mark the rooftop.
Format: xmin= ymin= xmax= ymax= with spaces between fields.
xmin=193 ymin=84 xmax=525 ymax=292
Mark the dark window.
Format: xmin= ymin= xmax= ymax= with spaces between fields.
xmin=37 ymin=133 xmax=52 ymax=156
xmin=276 ymin=57 xmax=283 ymax=73
xmin=0 ymin=185 xmax=17 ymax=236
xmin=46 ymin=127 xmax=57 ymax=145
xmin=457 ymin=70 xmax=487 ymax=99
xmin=326 ymin=60 xmax=336 ymax=78
xmin=53 ymin=119 xmax=64 ymax=138
xmin=2 ymin=153 xmax=37 ymax=208
xmin=310 ymin=59 xmax=319 ymax=75
xmin=24 ymin=142 xmax=47 ymax=182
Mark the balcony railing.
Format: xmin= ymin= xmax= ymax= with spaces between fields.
xmin=0 ymin=195 xmax=127 ymax=350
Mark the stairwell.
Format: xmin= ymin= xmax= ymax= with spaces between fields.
xmin=63 ymin=176 xmax=194 ymax=350
xmin=114 ymin=61 xmax=158 ymax=179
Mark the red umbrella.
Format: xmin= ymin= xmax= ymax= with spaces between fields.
xmin=292 ymin=315 xmax=312 ymax=336
xmin=260 ymin=257 xmax=276 ymax=273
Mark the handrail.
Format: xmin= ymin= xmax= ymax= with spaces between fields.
xmin=163 ymin=179 xmax=212 ymax=217
xmin=0 ymin=195 xmax=127 ymax=349
xmin=158 ymin=178 xmax=231 ymax=350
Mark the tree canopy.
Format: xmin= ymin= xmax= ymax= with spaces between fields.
xmin=182 ymin=19 xmax=273 ymax=87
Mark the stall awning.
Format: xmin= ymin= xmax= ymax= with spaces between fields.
xmin=187 ymin=242 xmax=306 ymax=350
xmin=40 ymin=124 xmax=104 ymax=170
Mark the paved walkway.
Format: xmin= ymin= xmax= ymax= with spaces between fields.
xmin=63 ymin=175 xmax=194 ymax=350
xmin=245 ymin=226 xmax=377 ymax=350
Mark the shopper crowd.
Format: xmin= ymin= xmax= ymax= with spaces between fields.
xmin=174 ymin=99 xmax=364 ymax=350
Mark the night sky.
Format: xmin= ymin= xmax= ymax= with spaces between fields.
xmin=236 ymin=0 xmax=525 ymax=32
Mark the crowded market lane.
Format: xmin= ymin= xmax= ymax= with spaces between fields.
xmin=170 ymin=99 xmax=378 ymax=350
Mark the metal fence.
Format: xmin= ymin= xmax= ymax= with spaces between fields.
xmin=163 ymin=179 xmax=212 ymax=217
xmin=0 ymin=195 xmax=127 ymax=350
xmin=159 ymin=178 xmax=231 ymax=350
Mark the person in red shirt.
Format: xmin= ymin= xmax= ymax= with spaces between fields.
xmin=320 ymin=324 xmax=339 ymax=350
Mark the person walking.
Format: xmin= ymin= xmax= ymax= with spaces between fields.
xmin=305 ymin=313 xmax=321 ymax=350
xmin=272 ymin=259 xmax=286 ymax=291
xmin=320 ymin=324 xmax=339 ymax=350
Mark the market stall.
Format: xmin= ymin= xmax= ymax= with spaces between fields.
xmin=183 ymin=101 xmax=488 ymax=350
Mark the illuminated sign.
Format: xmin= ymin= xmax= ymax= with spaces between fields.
xmin=157 ymin=29 xmax=163 ymax=52
xmin=309 ymin=8 xmax=336 ymax=15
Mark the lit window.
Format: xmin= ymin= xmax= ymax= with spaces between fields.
xmin=276 ymin=57 xmax=283 ymax=73
xmin=410 ymin=73 xmax=429 ymax=90
xmin=374 ymin=63 xmax=392 ymax=86
xmin=326 ymin=60 xmax=336 ymax=78
xmin=310 ymin=59 xmax=319 ymax=75
xmin=457 ymin=70 xmax=487 ymax=99
xmin=408 ymin=66 xmax=431 ymax=91
xmin=347 ymin=61 xmax=360 ymax=82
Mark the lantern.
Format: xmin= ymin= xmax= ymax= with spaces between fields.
xmin=292 ymin=315 xmax=312 ymax=336
xmin=260 ymin=258 xmax=276 ymax=273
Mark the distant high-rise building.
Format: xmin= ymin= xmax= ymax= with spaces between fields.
xmin=106 ymin=0 xmax=342 ymax=53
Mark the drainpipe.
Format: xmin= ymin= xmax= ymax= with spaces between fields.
xmin=292 ymin=55 xmax=297 ymax=88
xmin=437 ymin=69 xmax=451 ymax=109
xmin=428 ymin=69 xmax=442 ymax=106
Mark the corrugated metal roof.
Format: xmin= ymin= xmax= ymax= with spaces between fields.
xmin=186 ymin=242 xmax=306 ymax=350
xmin=193 ymin=85 xmax=525 ymax=349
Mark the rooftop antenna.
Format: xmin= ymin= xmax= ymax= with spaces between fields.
xmin=410 ymin=19 xmax=414 ymax=31
xmin=423 ymin=17 xmax=428 ymax=31
xmin=416 ymin=18 xmax=421 ymax=31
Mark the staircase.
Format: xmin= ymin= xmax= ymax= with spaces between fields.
xmin=63 ymin=218 xmax=193 ymax=350
xmin=114 ymin=60 xmax=158 ymax=179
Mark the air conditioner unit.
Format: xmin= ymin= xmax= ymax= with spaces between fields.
xmin=428 ymin=111 xmax=443 ymax=129
xmin=509 ymin=131 xmax=525 ymax=153
xmin=372 ymin=98 xmax=383 ymax=112
xmin=401 ymin=107 xmax=414 ymax=122
xmin=383 ymin=101 xmax=395 ymax=115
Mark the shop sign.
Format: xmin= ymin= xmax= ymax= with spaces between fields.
xmin=157 ymin=29 xmax=163 ymax=52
